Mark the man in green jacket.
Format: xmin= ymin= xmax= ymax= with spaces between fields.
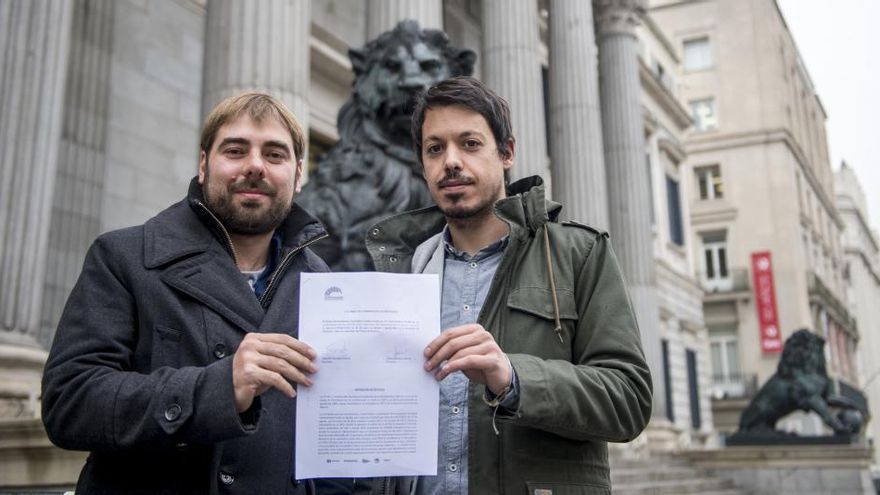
xmin=365 ymin=77 xmax=653 ymax=495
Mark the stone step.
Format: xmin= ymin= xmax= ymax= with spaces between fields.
xmin=611 ymin=465 xmax=712 ymax=484
xmin=610 ymin=458 xmax=691 ymax=470
xmin=611 ymin=476 xmax=741 ymax=495
xmin=616 ymin=491 xmax=747 ymax=495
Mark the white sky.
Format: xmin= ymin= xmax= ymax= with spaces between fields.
xmin=777 ymin=0 xmax=880 ymax=231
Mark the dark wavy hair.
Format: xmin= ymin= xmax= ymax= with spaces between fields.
xmin=411 ymin=76 xmax=514 ymax=168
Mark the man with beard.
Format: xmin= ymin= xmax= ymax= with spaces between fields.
xmin=42 ymin=93 xmax=327 ymax=495
xmin=366 ymin=77 xmax=653 ymax=494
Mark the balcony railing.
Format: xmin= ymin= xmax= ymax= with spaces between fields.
xmin=699 ymin=268 xmax=750 ymax=294
xmin=711 ymin=372 xmax=759 ymax=400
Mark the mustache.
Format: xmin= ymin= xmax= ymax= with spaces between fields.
xmin=437 ymin=170 xmax=475 ymax=188
xmin=230 ymin=179 xmax=275 ymax=195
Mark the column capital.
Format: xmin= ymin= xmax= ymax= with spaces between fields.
xmin=594 ymin=0 xmax=645 ymax=37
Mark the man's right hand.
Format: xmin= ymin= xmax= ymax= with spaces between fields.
xmin=232 ymin=333 xmax=318 ymax=413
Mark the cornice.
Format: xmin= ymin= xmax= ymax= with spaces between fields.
xmin=658 ymin=137 xmax=686 ymax=163
xmin=683 ymin=128 xmax=842 ymax=229
xmin=641 ymin=12 xmax=679 ymax=63
xmin=837 ymin=204 xmax=880 ymax=253
xmin=174 ymin=0 xmax=205 ymax=15
xmin=689 ymin=202 xmax=737 ymax=226
xmin=647 ymin=0 xmax=710 ymax=13
xmin=638 ymin=59 xmax=692 ymax=131
xmin=844 ymin=248 xmax=880 ymax=286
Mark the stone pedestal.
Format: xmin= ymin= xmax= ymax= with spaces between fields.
xmin=0 ymin=418 xmax=86 ymax=490
xmin=366 ymin=0 xmax=443 ymax=38
xmin=679 ymin=444 xmax=875 ymax=495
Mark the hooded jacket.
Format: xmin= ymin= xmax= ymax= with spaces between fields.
xmin=42 ymin=179 xmax=328 ymax=494
xmin=366 ymin=176 xmax=653 ymax=495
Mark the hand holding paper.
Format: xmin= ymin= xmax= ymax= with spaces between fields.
xmin=232 ymin=333 xmax=318 ymax=412
xmin=423 ymin=323 xmax=511 ymax=395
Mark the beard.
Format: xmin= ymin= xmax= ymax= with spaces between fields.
xmin=436 ymin=169 xmax=503 ymax=220
xmin=202 ymin=163 xmax=292 ymax=235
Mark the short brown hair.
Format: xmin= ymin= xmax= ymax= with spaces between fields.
xmin=200 ymin=92 xmax=305 ymax=160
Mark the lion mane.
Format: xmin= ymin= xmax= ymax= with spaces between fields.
xmin=298 ymin=21 xmax=476 ymax=270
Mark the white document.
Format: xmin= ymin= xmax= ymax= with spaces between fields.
xmin=295 ymin=272 xmax=440 ymax=479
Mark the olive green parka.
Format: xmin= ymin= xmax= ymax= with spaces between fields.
xmin=366 ymin=176 xmax=652 ymax=495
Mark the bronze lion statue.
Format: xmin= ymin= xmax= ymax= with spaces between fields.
xmin=298 ymin=20 xmax=476 ymax=270
xmin=737 ymin=328 xmax=863 ymax=436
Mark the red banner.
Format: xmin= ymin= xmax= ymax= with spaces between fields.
xmin=751 ymin=251 xmax=783 ymax=353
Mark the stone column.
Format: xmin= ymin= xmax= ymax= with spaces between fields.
xmin=548 ymin=0 xmax=608 ymax=229
xmin=0 ymin=0 xmax=74 ymax=416
xmin=202 ymin=0 xmax=311 ymax=164
xmin=366 ymin=0 xmax=443 ymax=38
xmin=482 ymin=0 xmax=548 ymax=183
xmin=595 ymin=0 xmax=665 ymax=418
xmin=41 ymin=0 xmax=115 ymax=348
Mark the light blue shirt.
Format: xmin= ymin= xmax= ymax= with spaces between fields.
xmin=416 ymin=228 xmax=517 ymax=495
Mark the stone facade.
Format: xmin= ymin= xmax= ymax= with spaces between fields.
xmin=836 ymin=162 xmax=880 ymax=466
xmin=637 ymin=15 xmax=713 ymax=449
xmin=650 ymin=0 xmax=857 ymax=438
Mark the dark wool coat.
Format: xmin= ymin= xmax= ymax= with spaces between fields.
xmin=42 ymin=179 xmax=329 ymax=494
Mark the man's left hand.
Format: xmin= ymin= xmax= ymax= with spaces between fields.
xmin=424 ymin=323 xmax=510 ymax=394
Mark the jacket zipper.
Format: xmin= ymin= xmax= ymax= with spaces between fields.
xmin=195 ymin=200 xmax=329 ymax=308
xmin=195 ymin=200 xmax=240 ymax=267
xmin=258 ymin=232 xmax=328 ymax=307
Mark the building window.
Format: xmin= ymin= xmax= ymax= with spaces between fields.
xmin=646 ymin=152 xmax=655 ymax=226
xmin=686 ymin=349 xmax=702 ymax=429
xmin=702 ymin=231 xmax=729 ymax=290
xmin=662 ymin=339 xmax=674 ymax=423
xmin=542 ymin=66 xmax=551 ymax=154
xmin=709 ymin=329 xmax=742 ymax=398
xmin=803 ymin=232 xmax=811 ymax=266
xmin=683 ymin=37 xmax=712 ymax=71
xmin=666 ymin=175 xmax=684 ymax=246
xmin=695 ymin=164 xmax=724 ymax=200
xmin=806 ymin=191 xmax=813 ymax=220
xmin=689 ymin=98 xmax=718 ymax=131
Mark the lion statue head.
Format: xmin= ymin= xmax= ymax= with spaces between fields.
xmin=777 ymin=328 xmax=826 ymax=379
xmin=298 ymin=20 xmax=476 ymax=270
xmin=339 ymin=20 xmax=476 ymax=154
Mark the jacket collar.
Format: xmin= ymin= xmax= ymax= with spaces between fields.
xmin=144 ymin=177 xmax=327 ymax=269
xmin=370 ymin=175 xmax=560 ymax=257
xmin=495 ymin=176 xmax=561 ymax=238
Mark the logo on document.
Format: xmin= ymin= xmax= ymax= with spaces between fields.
xmin=324 ymin=286 xmax=343 ymax=300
